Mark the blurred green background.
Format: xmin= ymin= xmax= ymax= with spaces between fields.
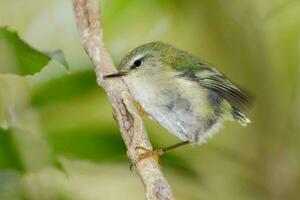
xmin=0 ymin=0 xmax=300 ymax=199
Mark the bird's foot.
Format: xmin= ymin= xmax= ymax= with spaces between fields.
xmin=130 ymin=146 xmax=164 ymax=171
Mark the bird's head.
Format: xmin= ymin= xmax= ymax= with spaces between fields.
xmin=104 ymin=42 xmax=174 ymax=79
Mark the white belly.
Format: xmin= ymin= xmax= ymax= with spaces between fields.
xmin=123 ymin=71 xmax=211 ymax=143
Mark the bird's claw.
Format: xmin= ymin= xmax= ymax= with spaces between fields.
xmin=130 ymin=146 xmax=164 ymax=171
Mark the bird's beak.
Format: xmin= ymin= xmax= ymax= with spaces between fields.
xmin=103 ymin=71 xmax=128 ymax=79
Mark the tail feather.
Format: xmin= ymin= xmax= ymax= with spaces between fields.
xmin=232 ymin=109 xmax=251 ymax=126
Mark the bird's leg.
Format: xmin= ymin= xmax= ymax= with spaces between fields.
xmin=131 ymin=141 xmax=190 ymax=170
xmin=159 ymin=140 xmax=191 ymax=153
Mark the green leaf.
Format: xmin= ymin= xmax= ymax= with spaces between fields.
xmin=48 ymin=128 xmax=127 ymax=163
xmin=48 ymin=126 xmax=198 ymax=177
xmin=0 ymin=129 xmax=24 ymax=172
xmin=0 ymin=27 xmax=68 ymax=75
xmin=31 ymin=70 xmax=99 ymax=107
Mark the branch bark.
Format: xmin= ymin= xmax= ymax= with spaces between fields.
xmin=72 ymin=0 xmax=175 ymax=199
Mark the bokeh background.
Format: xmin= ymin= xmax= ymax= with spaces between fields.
xmin=1 ymin=0 xmax=300 ymax=199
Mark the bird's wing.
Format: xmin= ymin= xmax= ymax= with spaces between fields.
xmin=197 ymin=71 xmax=250 ymax=110
xmin=171 ymin=53 xmax=251 ymax=111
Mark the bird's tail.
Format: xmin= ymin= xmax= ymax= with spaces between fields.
xmin=231 ymin=108 xmax=251 ymax=126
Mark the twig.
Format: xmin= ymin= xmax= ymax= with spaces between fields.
xmin=72 ymin=0 xmax=175 ymax=199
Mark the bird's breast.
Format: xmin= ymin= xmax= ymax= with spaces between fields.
xmin=123 ymin=72 xmax=210 ymax=143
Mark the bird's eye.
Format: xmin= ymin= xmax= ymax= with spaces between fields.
xmin=134 ymin=60 xmax=142 ymax=67
xmin=131 ymin=58 xmax=143 ymax=69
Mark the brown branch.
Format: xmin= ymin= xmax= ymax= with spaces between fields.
xmin=72 ymin=0 xmax=175 ymax=199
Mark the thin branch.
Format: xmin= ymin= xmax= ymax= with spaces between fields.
xmin=72 ymin=0 xmax=175 ymax=199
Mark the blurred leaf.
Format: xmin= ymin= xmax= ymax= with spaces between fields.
xmin=48 ymin=128 xmax=127 ymax=163
xmin=31 ymin=70 xmax=99 ymax=106
xmin=48 ymin=125 xmax=198 ymax=177
xmin=0 ymin=26 xmax=68 ymax=75
xmin=0 ymin=129 xmax=24 ymax=172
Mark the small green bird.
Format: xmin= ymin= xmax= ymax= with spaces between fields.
xmin=104 ymin=42 xmax=251 ymax=159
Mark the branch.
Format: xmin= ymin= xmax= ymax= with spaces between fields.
xmin=72 ymin=0 xmax=175 ymax=199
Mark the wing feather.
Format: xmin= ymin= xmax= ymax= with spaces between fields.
xmin=169 ymin=47 xmax=252 ymax=110
xmin=198 ymin=76 xmax=250 ymax=110
xmin=176 ymin=70 xmax=251 ymax=111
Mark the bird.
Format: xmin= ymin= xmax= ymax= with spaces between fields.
xmin=104 ymin=41 xmax=251 ymax=164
